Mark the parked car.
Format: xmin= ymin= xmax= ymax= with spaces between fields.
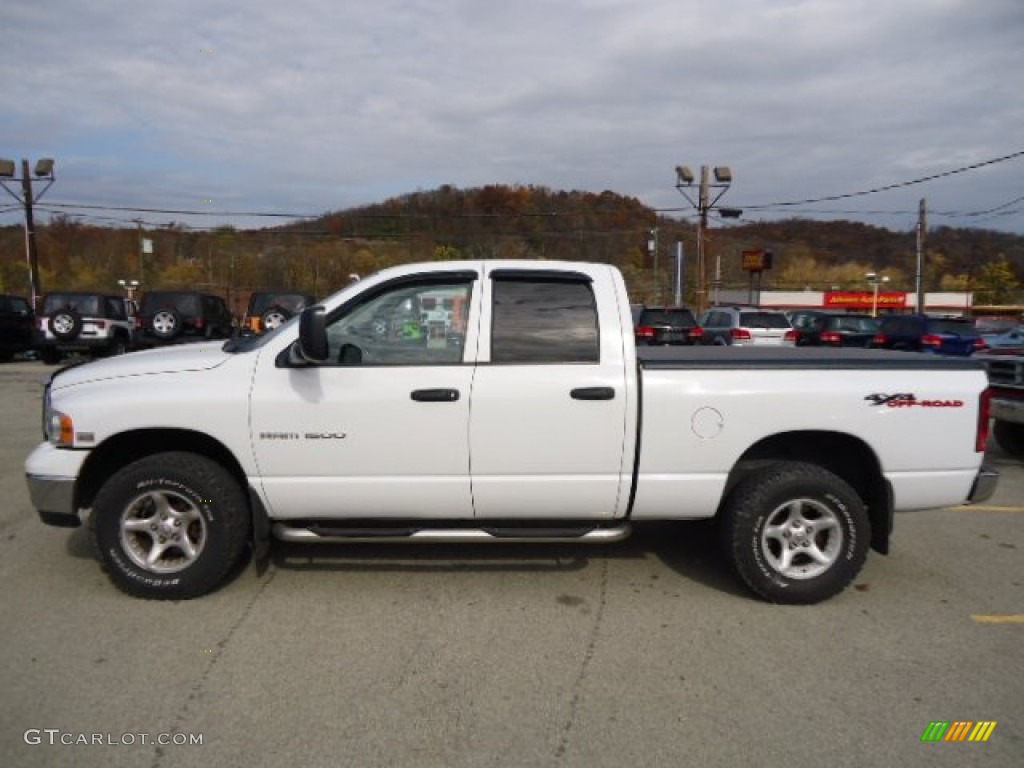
xmin=699 ymin=306 xmax=796 ymax=346
xmin=241 ymin=291 xmax=317 ymax=336
xmin=0 ymin=294 xmax=36 ymax=362
xmin=981 ymin=325 xmax=1024 ymax=351
xmin=138 ymin=291 xmax=234 ymax=345
xmin=789 ymin=310 xmax=879 ymax=347
xmin=870 ymin=314 xmax=986 ymax=356
xmin=634 ymin=306 xmax=703 ymax=345
xmin=36 ymin=292 xmax=136 ymax=364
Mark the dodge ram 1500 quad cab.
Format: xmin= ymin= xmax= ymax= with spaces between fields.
xmin=26 ymin=261 xmax=997 ymax=603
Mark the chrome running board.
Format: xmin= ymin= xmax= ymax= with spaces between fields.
xmin=272 ymin=522 xmax=632 ymax=545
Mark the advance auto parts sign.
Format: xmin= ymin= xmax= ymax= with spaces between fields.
xmin=825 ymin=291 xmax=907 ymax=310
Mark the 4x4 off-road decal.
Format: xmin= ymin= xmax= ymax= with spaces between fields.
xmin=865 ymin=393 xmax=964 ymax=408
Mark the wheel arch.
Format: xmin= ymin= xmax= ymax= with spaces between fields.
xmin=723 ymin=430 xmax=893 ymax=554
xmin=77 ymin=428 xmax=250 ymax=513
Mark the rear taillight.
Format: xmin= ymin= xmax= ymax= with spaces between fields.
xmin=972 ymin=338 xmax=988 ymax=352
xmin=636 ymin=325 xmax=655 ymax=339
xmin=730 ymin=328 xmax=752 ymax=341
xmin=871 ymin=333 xmax=887 ymax=346
xmin=195 ymin=317 xmax=206 ymax=329
xmin=820 ymin=331 xmax=841 ymax=344
xmin=921 ymin=334 xmax=943 ymax=347
xmin=783 ymin=329 xmax=798 ymax=343
xmin=977 ymin=387 xmax=991 ymax=452
xmin=94 ymin=320 xmax=106 ymax=329
xmin=688 ymin=326 xmax=704 ymax=341
xmin=135 ymin=318 xmax=143 ymax=329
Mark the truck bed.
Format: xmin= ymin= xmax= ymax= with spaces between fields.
xmin=637 ymin=345 xmax=986 ymax=371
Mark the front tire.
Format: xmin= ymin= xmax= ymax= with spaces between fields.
xmin=91 ymin=452 xmax=250 ymax=599
xmin=721 ymin=462 xmax=869 ymax=604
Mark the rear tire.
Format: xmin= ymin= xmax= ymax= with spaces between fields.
xmin=91 ymin=452 xmax=250 ymax=599
xmin=720 ymin=461 xmax=869 ymax=604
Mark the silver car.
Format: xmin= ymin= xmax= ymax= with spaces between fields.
xmin=700 ymin=307 xmax=796 ymax=346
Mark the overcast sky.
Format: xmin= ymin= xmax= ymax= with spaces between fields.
xmin=2 ymin=0 xmax=1022 ymax=235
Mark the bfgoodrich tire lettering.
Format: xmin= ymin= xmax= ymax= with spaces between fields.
xmin=91 ymin=452 xmax=250 ymax=599
xmin=721 ymin=461 xmax=869 ymax=604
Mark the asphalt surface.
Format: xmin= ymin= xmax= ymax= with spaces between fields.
xmin=0 ymin=358 xmax=1020 ymax=768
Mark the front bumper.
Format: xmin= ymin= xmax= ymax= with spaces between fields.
xmin=25 ymin=442 xmax=88 ymax=527
xmin=27 ymin=474 xmax=80 ymax=526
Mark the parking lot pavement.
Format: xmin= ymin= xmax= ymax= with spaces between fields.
xmin=1 ymin=360 xmax=1020 ymax=768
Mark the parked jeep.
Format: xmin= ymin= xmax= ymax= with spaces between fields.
xmin=138 ymin=291 xmax=234 ymax=345
xmin=241 ymin=291 xmax=317 ymax=335
xmin=0 ymin=294 xmax=36 ymax=361
xmin=36 ymin=292 xmax=136 ymax=364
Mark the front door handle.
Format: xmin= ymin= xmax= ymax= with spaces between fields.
xmin=570 ymin=387 xmax=615 ymax=401
xmin=411 ymin=388 xmax=460 ymax=402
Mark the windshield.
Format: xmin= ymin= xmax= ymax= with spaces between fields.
xmin=929 ymin=319 xmax=975 ymax=336
xmin=638 ymin=309 xmax=696 ymax=327
xmin=142 ymin=293 xmax=201 ymax=314
xmin=739 ymin=311 xmax=791 ymax=329
xmin=44 ymin=294 xmax=100 ymax=316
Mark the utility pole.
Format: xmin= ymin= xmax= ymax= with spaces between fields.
xmin=648 ymin=227 xmax=659 ymax=302
xmin=0 ymin=157 xmax=55 ymax=309
xmin=675 ymin=164 xmax=733 ymax=316
xmin=674 ymin=241 xmax=685 ymax=306
xmin=915 ymin=198 xmax=926 ymax=314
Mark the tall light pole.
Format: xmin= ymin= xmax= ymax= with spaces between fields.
xmin=675 ymin=165 xmax=733 ymax=315
xmin=0 ymin=157 xmax=56 ymax=309
xmin=865 ymin=271 xmax=889 ymax=317
xmin=647 ymin=227 xmax=659 ymax=302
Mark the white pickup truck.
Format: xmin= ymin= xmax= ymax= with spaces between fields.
xmin=26 ymin=260 xmax=997 ymax=604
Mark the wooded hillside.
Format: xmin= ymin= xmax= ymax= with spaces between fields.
xmin=1 ymin=184 xmax=1021 ymax=314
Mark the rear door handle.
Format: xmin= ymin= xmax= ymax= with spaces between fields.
xmin=570 ymin=387 xmax=615 ymax=401
xmin=411 ymin=388 xmax=460 ymax=402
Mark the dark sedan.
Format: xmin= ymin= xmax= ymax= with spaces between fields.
xmin=870 ymin=314 xmax=986 ymax=356
xmin=790 ymin=310 xmax=879 ymax=347
xmin=634 ymin=306 xmax=703 ymax=345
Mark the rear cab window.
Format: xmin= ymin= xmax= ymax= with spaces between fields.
xmin=490 ymin=275 xmax=599 ymax=364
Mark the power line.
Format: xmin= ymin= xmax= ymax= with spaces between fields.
xmin=737 ymin=150 xmax=1024 ymax=210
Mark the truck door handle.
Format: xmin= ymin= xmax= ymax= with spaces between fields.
xmin=411 ymin=388 xmax=460 ymax=402
xmin=570 ymin=387 xmax=615 ymax=401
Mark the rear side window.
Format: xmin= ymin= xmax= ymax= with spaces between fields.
xmin=491 ymin=278 xmax=599 ymax=364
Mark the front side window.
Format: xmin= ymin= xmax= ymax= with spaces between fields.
xmin=490 ymin=278 xmax=599 ymax=364
xmin=325 ymin=278 xmax=473 ymax=366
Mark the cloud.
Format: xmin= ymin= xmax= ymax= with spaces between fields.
xmin=1 ymin=0 xmax=1022 ymax=232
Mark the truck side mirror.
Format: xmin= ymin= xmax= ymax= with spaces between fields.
xmin=295 ymin=305 xmax=329 ymax=363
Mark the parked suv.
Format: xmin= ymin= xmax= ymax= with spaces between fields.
xmin=0 ymin=294 xmax=36 ymax=362
xmin=241 ymin=291 xmax=316 ymax=336
xmin=789 ymin=310 xmax=879 ymax=347
xmin=870 ymin=314 xmax=985 ymax=356
xmin=37 ymin=292 xmax=136 ymax=363
xmin=634 ymin=306 xmax=703 ymax=345
xmin=699 ymin=307 xmax=796 ymax=346
xmin=138 ymin=291 xmax=234 ymax=345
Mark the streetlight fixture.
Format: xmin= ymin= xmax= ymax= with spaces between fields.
xmin=0 ymin=156 xmax=57 ymax=308
xmin=118 ymin=279 xmax=140 ymax=301
xmin=865 ymin=272 xmax=890 ymax=317
xmin=675 ymin=165 xmax=734 ymax=315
